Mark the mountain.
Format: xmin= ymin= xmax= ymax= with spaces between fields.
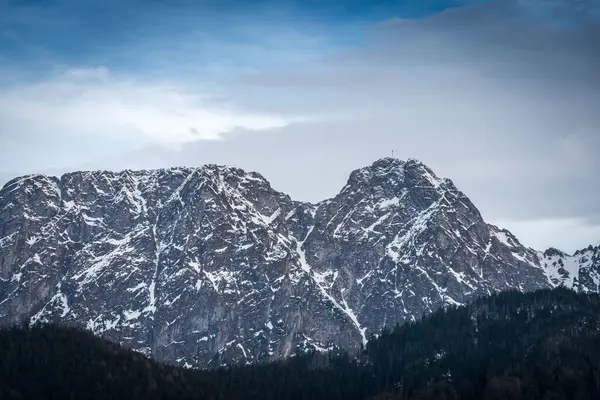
xmin=538 ymin=245 xmax=600 ymax=292
xmin=0 ymin=158 xmax=597 ymax=367
xmin=3 ymin=288 xmax=600 ymax=400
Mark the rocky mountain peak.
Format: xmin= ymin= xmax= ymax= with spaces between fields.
xmin=343 ymin=157 xmax=447 ymax=192
xmin=544 ymin=247 xmax=568 ymax=258
xmin=336 ymin=157 xmax=459 ymax=215
xmin=343 ymin=157 xmax=405 ymax=194
xmin=574 ymin=244 xmax=599 ymax=256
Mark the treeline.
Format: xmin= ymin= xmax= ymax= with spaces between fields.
xmin=1 ymin=287 xmax=600 ymax=400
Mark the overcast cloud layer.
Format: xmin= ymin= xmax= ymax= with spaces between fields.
xmin=0 ymin=0 xmax=598 ymax=253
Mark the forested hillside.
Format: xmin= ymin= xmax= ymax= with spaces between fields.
xmin=2 ymin=287 xmax=600 ymax=400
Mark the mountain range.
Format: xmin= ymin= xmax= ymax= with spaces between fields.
xmin=0 ymin=157 xmax=598 ymax=367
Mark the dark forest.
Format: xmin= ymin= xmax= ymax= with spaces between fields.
xmin=2 ymin=287 xmax=599 ymax=400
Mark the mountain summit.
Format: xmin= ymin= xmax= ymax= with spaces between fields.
xmin=0 ymin=159 xmax=597 ymax=367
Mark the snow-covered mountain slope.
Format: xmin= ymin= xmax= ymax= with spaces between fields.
xmin=0 ymin=158 xmax=597 ymax=367
xmin=537 ymin=245 xmax=600 ymax=292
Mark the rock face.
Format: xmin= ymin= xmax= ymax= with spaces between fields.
xmin=0 ymin=158 xmax=597 ymax=367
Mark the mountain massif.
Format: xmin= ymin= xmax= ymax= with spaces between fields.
xmin=0 ymin=158 xmax=598 ymax=367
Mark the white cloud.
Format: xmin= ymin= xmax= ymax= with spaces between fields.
xmin=0 ymin=66 xmax=289 ymax=145
xmin=63 ymin=66 xmax=111 ymax=81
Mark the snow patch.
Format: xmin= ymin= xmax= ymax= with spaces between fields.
xmin=124 ymin=310 xmax=142 ymax=321
xmin=377 ymin=197 xmax=400 ymax=209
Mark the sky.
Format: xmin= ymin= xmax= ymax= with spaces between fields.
xmin=0 ymin=0 xmax=599 ymax=253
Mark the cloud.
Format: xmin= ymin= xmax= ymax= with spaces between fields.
xmin=0 ymin=67 xmax=289 ymax=170
xmin=63 ymin=66 xmax=111 ymax=81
